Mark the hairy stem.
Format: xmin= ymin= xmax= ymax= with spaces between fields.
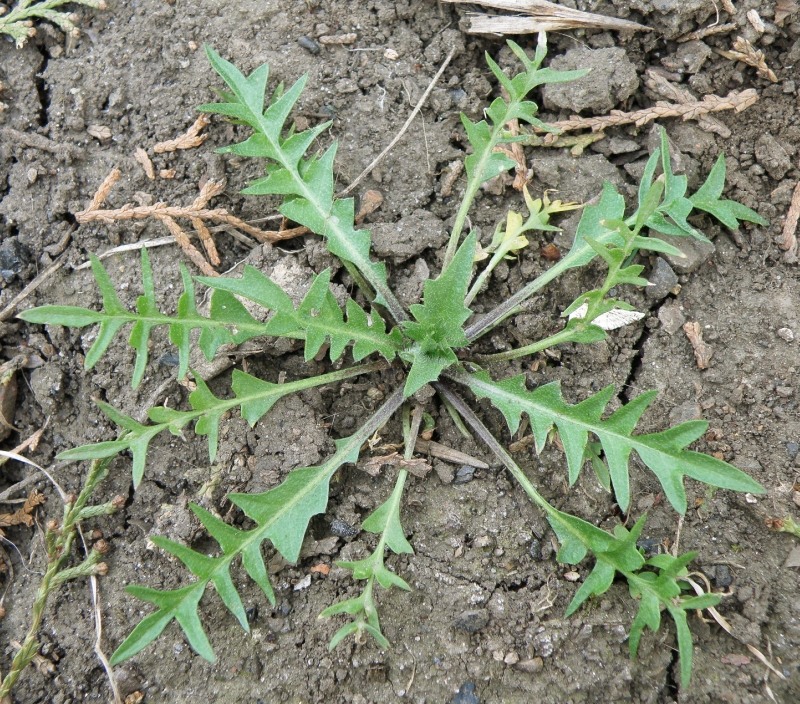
xmin=0 ymin=459 xmax=115 ymax=698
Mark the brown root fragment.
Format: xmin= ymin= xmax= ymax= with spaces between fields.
xmin=75 ymin=171 xmax=305 ymax=273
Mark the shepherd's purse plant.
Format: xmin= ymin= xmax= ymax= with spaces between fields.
xmin=19 ymin=34 xmax=767 ymax=687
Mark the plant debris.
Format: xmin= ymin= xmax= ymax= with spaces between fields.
xmin=717 ymin=36 xmax=778 ymax=83
xmin=75 ymin=169 xmax=306 ymax=275
xmin=443 ymin=0 xmax=650 ymax=34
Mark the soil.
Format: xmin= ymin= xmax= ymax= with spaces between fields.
xmin=1 ymin=1 xmax=800 ymax=702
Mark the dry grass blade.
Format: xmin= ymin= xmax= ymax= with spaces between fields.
xmin=537 ymin=89 xmax=757 ymax=135
xmin=717 ymin=36 xmax=778 ymax=83
xmin=442 ymin=0 xmax=651 ymax=33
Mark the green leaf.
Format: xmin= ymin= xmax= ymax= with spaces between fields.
xmin=461 ymin=371 xmax=764 ymax=513
xmin=690 ymin=154 xmax=767 ymax=229
xmin=200 ymin=46 xmax=406 ymax=323
xmin=403 ymin=233 xmax=475 ymax=396
xmin=202 ymin=268 xmax=402 ymax=363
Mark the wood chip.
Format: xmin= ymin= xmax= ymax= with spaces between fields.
xmin=360 ymin=452 xmax=432 ymax=478
xmin=683 ymin=321 xmax=713 ymax=369
xmin=779 ymin=180 xmax=800 ymax=262
xmin=87 ymin=124 xmax=112 ymax=142
xmin=746 ymin=9 xmax=765 ymax=33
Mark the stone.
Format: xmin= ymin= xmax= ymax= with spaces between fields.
xmin=658 ymin=300 xmax=686 ymax=335
xmin=453 ymin=609 xmax=490 ymax=633
xmin=645 ymin=257 xmax=679 ymax=300
xmin=755 ymin=133 xmax=793 ymax=181
xmin=543 ymin=47 xmax=638 ymax=114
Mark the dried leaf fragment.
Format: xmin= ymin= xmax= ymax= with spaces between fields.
xmin=0 ymin=490 xmax=46 ymax=535
xmin=153 ymin=114 xmax=210 ymax=153
xmin=134 ymin=147 xmax=155 ymax=180
xmin=775 ymin=0 xmax=799 ymax=25
xmin=717 ymin=36 xmax=778 ymax=83
xmin=683 ymin=321 xmax=713 ymax=369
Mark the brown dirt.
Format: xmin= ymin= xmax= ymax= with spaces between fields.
xmin=1 ymin=1 xmax=799 ymax=702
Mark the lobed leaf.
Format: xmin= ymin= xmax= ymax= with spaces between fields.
xmin=200 ymin=46 xmax=406 ymax=323
xmin=112 ymin=390 xmax=402 ymax=664
xmin=461 ymin=370 xmax=764 ymax=513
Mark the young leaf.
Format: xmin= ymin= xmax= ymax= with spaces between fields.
xmin=402 ymin=233 xmax=476 ymax=395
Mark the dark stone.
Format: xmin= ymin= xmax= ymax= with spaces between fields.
xmin=0 ymin=238 xmax=31 ymax=282
xmin=453 ymin=609 xmax=490 ymax=634
xmin=453 ymin=465 xmax=476 ymax=484
xmin=786 ymin=442 xmax=799 ymax=460
xmin=330 ymin=518 xmax=359 ymax=538
xmin=713 ymin=565 xmax=733 ymax=589
xmin=451 ymin=682 xmax=480 ymax=704
xmin=645 ymin=257 xmax=679 ymax=300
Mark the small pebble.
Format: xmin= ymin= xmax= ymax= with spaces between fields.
xmin=383 ymin=48 xmax=399 ymax=61
xmin=713 ymin=565 xmax=733 ymax=589
xmin=297 ymin=36 xmax=321 ymax=55
xmin=453 ymin=609 xmax=490 ymax=633
xmin=329 ymin=518 xmax=358 ymax=538
xmin=451 ymin=682 xmax=480 ymax=704
xmin=453 ymin=465 xmax=476 ymax=484
xmin=786 ymin=442 xmax=799 ymax=459
xmin=778 ymin=327 xmax=795 ymax=342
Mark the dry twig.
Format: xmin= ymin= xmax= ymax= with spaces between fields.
xmin=339 ymin=48 xmax=454 ymax=197
xmin=75 ymin=169 xmax=307 ymax=274
xmin=443 ymin=0 xmax=650 ymax=34
xmin=717 ymin=36 xmax=778 ymax=83
xmin=779 ymin=180 xmax=800 ymax=263
xmin=533 ymin=89 xmax=757 ymax=135
xmin=153 ymin=114 xmax=211 ymax=153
